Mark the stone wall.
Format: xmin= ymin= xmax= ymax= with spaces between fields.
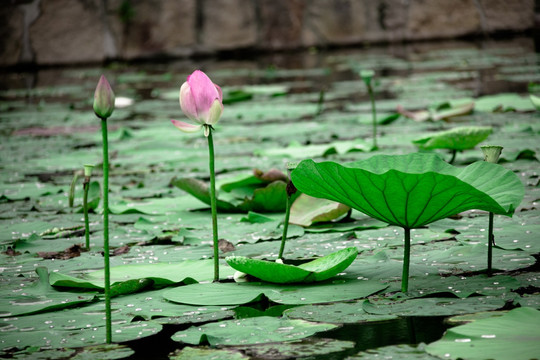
xmin=0 ymin=0 xmax=535 ymax=67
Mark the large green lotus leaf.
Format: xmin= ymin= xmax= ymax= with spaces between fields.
xmin=49 ymin=260 xmax=236 ymax=290
xmin=362 ymin=296 xmax=507 ymax=317
xmin=225 ymin=247 xmax=357 ymax=283
xmin=0 ymin=267 xmax=96 ymax=318
xmin=171 ymin=316 xmax=337 ymax=346
xmin=284 ymin=301 xmax=397 ymax=324
xmin=163 ymin=279 xmax=387 ymax=306
xmin=412 ymin=126 xmax=492 ymax=151
xmin=289 ymin=193 xmax=351 ymax=227
xmin=291 ymin=153 xmax=523 ymax=229
xmin=425 ymin=307 xmax=540 ymax=360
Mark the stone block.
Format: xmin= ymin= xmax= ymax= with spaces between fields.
xmin=0 ymin=4 xmax=24 ymax=66
xmin=30 ymin=0 xmax=106 ymax=65
xmin=302 ymin=0 xmax=367 ymax=46
xmin=201 ymin=0 xmax=257 ymax=50
xmin=108 ymin=0 xmax=197 ymax=59
xmin=479 ymin=0 xmax=534 ymax=32
xmin=406 ymin=0 xmax=481 ymax=40
xmin=258 ymin=0 xmax=306 ymax=50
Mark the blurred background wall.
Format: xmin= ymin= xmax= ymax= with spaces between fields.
xmin=0 ymin=0 xmax=536 ymax=67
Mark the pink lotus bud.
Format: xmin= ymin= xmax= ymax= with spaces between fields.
xmin=172 ymin=70 xmax=223 ymax=136
xmin=93 ymin=75 xmax=115 ymax=119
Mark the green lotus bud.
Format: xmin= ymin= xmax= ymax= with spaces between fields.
xmin=481 ymin=145 xmax=503 ymax=164
xmin=93 ymin=75 xmax=115 ymax=119
xmin=83 ymin=164 xmax=94 ymax=177
xmin=360 ymin=69 xmax=375 ymax=86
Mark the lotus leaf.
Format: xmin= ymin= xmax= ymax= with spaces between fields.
xmin=291 ymin=153 xmax=523 ymax=291
xmin=425 ymin=307 xmax=540 ymax=360
xmin=412 ymin=126 xmax=492 ymax=151
xmin=171 ymin=316 xmax=337 ymax=346
xmin=163 ymin=278 xmax=387 ymax=306
xmin=291 ymin=153 xmax=523 ymax=229
xmin=225 ymin=247 xmax=357 ymax=283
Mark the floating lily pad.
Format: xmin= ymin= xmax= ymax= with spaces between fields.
xmin=284 ymin=302 xmax=397 ymax=324
xmin=348 ymin=344 xmax=440 ymax=360
xmin=0 ymin=267 xmax=96 ymax=318
xmin=170 ymin=346 xmax=248 ymax=360
xmin=225 ymin=247 xmax=357 ymax=283
xmin=70 ymin=344 xmax=135 ymax=360
xmin=171 ymin=316 xmax=337 ymax=346
xmin=49 ymin=260 xmax=236 ymax=290
xmin=163 ymin=279 xmax=387 ymax=306
xmin=236 ymin=338 xmax=355 ymax=359
xmin=362 ymin=296 xmax=507 ymax=317
xmin=412 ymin=126 xmax=492 ymax=151
xmin=425 ymin=307 xmax=540 ymax=360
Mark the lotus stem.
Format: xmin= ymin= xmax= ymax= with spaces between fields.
xmin=487 ymin=211 xmax=494 ymax=276
xmin=481 ymin=145 xmax=503 ymax=277
xmin=278 ymin=192 xmax=292 ymax=260
xmin=100 ymin=118 xmax=112 ymax=343
xmin=367 ymin=84 xmax=378 ymax=150
xmin=83 ymin=177 xmax=90 ymax=250
xmin=207 ymin=126 xmax=220 ymax=282
xmin=69 ymin=172 xmax=78 ymax=208
xmin=449 ymin=149 xmax=457 ymax=164
xmin=402 ymin=227 xmax=411 ymax=293
xmin=316 ymin=88 xmax=325 ymax=116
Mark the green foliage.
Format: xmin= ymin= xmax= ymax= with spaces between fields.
xmin=413 ymin=126 xmax=492 ymax=151
xmin=171 ymin=316 xmax=337 ymax=346
xmin=425 ymin=307 xmax=540 ymax=360
xmin=163 ymin=279 xmax=388 ymax=306
xmin=291 ymin=153 xmax=523 ymax=229
xmin=226 ymin=247 xmax=357 ymax=283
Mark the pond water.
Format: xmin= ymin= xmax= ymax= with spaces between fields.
xmin=0 ymin=35 xmax=539 ymax=359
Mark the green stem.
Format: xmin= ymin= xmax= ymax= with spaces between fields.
xmin=402 ymin=227 xmax=411 ymax=293
xmin=367 ymin=84 xmax=378 ymax=150
xmin=487 ymin=211 xmax=494 ymax=276
xmin=278 ymin=193 xmax=292 ymax=260
xmin=101 ymin=118 xmax=112 ymax=344
xmin=83 ymin=178 xmax=90 ymax=250
xmin=207 ymin=127 xmax=219 ymax=282
xmin=449 ymin=149 xmax=457 ymax=164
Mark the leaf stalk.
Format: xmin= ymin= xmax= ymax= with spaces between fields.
xmin=207 ymin=126 xmax=220 ymax=282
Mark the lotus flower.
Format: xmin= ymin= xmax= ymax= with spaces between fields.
xmin=93 ymin=75 xmax=115 ymax=119
xmin=172 ymin=70 xmax=223 ymax=137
